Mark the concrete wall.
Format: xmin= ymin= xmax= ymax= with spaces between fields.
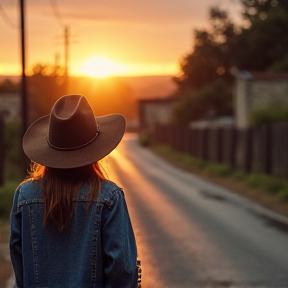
xmin=234 ymin=73 xmax=288 ymax=129
xmin=234 ymin=78 xmax=250 ymax=129
xmin=139 ymin=98 xmax=176 ymax=132
xmin=0 ymin=92 xmax=21 ymax=121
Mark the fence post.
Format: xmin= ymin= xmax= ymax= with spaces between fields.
xmin=235 ymin=128 xmax=252 ymax=173
xmin=198 ymin=128 xmax=208 ymax=160
xmin=221 ymin=127 xmax=236 ymax=168
xmin=270 ymin=123 xmax=288 ymax=178
xmin=264 ymin=124 xmax=272 ymax=175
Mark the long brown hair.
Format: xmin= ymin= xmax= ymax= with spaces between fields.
xmin=25 ymin=162 xmax=107 ymax=231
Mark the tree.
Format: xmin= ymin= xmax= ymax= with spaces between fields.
xmin=172 ymin=6 xmax=237 ymax=124
xmin=0 ymin=79 xmax=20 ymax=92
xmin=235 ymin=0 xmax=288 ymax=71
xmin=240 ymin=0 xmax=288 ymax=23
xmin=172 ymin=1 xmax=288 ymax=124
xmin=173 ymin=78 xmax=233 ymax=124
xmin=174 ymin=6 xmax=238 ymax=92
xmin=26 ymin=64 xmax=137 ymax=128
xmin=250 ymin=97 xmax=288 ymax=126
xmin=27 ymin=63 xmax=66 ymax=124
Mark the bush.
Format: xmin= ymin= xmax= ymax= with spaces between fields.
xmin=230 ymin=170 xmax=247 ymax=181
xmin=190 ymin=157 xmax=207 ymax=169
xmin=277 ymin=187 xmax=288 ymax=202
xmin=250 ymin=98 xmax=288 ymax=126
xmin=156 ymin=145 xmax=208 ymax=169
xmin=245 ymin=173 xmax=268 ymax=189
xmin=172 ymin=79 xmax=232 ymax=125
xmin=138 ymin=132 xmax=150 ymax=146
xmin=3 ymin=121 xmax=23 ymax=181
xmin=4 ymin=121 xmax=22 ymax=165
xmin=206 ymin=163 xmax=232 ymax=177
xmin=264 ymin=177 xmax=286 ymax=194
xmin=0 ymin=181 xmax=18 ymax=219
xmin=245 ymin=173 xmax=286 ymax=194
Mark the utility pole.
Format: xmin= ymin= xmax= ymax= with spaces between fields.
xmin=64 ymin=26 xmax=69 ymax=79
xmin=20 ymin=0 xmax=27 ymax=134
xmin=64 ymin=25 xmax=69 ymax=93
xmin=20 ymin=0 xmax=29 ymax=174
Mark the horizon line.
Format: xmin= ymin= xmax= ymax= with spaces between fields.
xmin=0 ymin=73 xmax=176 ymax=79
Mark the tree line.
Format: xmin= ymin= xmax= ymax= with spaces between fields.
xmin=173 ymin=0 xmax=288 ymax=125
xmin=0 ymin=64 xmax=136 ymax=127
xmin=2 ymin=0 xmax=288 ymax=127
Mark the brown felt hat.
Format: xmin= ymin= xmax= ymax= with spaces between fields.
xmin=23 ymin=94 xmax=126 ymax=168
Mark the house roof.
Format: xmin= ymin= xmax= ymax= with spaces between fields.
xmin=231 ymin=67 xmax=288 ymax=81
xmin=249 ymin=71 xmax=288 ymax=81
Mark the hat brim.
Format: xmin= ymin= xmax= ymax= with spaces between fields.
xmin=23 ymin=114 xmax=126 ymax=168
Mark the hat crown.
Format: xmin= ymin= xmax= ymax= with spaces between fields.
xmin=23 ymin=94 xmax=126 ymax=168
xmin=48 ymin=95 xmax=98 ymax=150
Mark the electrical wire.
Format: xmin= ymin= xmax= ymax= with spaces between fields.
xmin=50 ymin=0 xmax=65 ymax=27
xmin=0 ymin=1 xmax=17 ymax=29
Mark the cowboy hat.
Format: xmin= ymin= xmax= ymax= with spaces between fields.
xmin=23 ymin=94 xmax=126 ymax=168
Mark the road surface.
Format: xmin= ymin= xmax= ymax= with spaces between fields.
xmin=105 ymin=133 xmax=288 ymax=288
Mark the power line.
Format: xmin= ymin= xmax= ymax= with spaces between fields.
xmin=50 ymin=0 xmax=79 ymax=94
xmin=0 ymin=1 xmax=17 ymax=29
xmin=50 ymin=0 xmax=68 ymax=92
xmin=50 ymin=0 xmax=65 ymax=27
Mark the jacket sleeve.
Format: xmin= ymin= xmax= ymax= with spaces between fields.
xmin=102 ymin=189 xmax=138 ymax=288
xmin=9 ymin=187 xmax=23 ymax=288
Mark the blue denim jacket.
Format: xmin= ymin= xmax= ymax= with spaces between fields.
xmin=10 ymin=180 xmax=138 ymax=288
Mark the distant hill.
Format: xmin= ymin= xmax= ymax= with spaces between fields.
xmin=0 ymin=75 xmax=20 ymax=83
xmin=0 ymin=74 xmax=177 ymax=100
xmin=117 ymin=75 xmax=177 ymax=99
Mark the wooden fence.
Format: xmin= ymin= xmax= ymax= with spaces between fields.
xmin=0 ymin=113 xmax=4 ymax=186
xmin=152 ymin=123 xmax=288 ymax=179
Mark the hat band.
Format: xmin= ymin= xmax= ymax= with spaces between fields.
xmin=47 ymin=124 xmax=100 ymax=151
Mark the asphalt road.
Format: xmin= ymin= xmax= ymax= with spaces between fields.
xmin=105 ymin=133 xmax=288 ymax=288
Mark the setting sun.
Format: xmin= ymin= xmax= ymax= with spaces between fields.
xmin=81 ymin=56 xmax=117 ymax=78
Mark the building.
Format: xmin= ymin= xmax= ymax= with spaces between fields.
xmin=232 ymin=68 xmax=288 ymax=129
xmin=0 ymin=91 xmax=21 ymax=121
xmin=138 ymin=96 xmax=177 ymax=132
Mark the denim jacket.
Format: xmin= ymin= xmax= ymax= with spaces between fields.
xmin=10 ymin=180 xmax=138 ymax=288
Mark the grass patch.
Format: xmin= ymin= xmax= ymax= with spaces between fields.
xmin=138 ymin=132 xmax=151 ymax=147
xmin=152 ymin=144 xmax=288 ymax=203
xmin=205 ymin=163 xmax=233 ymax=177
xmin=0 ymin=181 xmax=18 ymax=219
xmin=152 ymin=145 xmax=207 ymax=169
xmin=230 ymin=170 xmax=247 ymax=181
xmin=245 ymin=173 xmax=286 ymax=194
xmin=245 ymin=173 xmax=268 ymax=189
xmin=277 ymin=187 xmax=288 ymax=202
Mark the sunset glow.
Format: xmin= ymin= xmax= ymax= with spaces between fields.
xmin=77 ymin=56 xmax=178 ymax=78
xmin=0 ymin=1 xmax=240 ymax=78
xmin=81 ymin=56 xmax=119 ymax=78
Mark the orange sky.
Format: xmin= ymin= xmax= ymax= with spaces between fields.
xmin=0 ymin=0 xmax=241 ymax=77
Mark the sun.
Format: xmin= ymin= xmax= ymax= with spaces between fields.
xmin=81 ymin=56 xmax=117 ymax=78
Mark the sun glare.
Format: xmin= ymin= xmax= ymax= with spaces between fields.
xmin=81 ymin=56 xmax=117 ymax=78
